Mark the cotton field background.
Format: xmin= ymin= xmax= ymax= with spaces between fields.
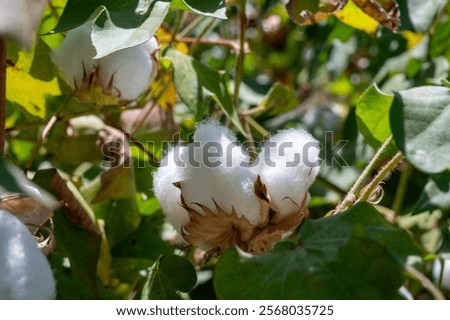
xmin=0 ymin=0 xmax=449 ymax=300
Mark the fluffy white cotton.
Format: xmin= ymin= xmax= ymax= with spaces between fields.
xmin=52 ymin=21 xmax=158 ymax=101
xmin=432 ymin=258 xmax=450 ymax=290
xmin=52 ymin=21 xmax=97 ymax=89
xmin=153 ymin=120 xmax=263 ymax=228
xmin=180 ymin=120 xmax=262 ymax=226
xmin=0 ymin=210 xmax=55 ymax=299
xmin=255 ymin=129 xmax=320 ymax=217
xmin=153 ymin=145 xmax=189 ymax=233
xmin=97 ymin=38 xmax=158 ymax=101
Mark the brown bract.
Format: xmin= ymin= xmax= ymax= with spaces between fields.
xmin=175 ymin=176 xmax=309 ymax=257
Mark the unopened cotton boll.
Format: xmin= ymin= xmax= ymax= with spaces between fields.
xmin=97 ymin=38 xmax=158 ymax=101
xmin=179 ymin=120 xmax=262 ymax=226
xmin=256 ymin=129 xmax=320 ymax=217
xmin=0 ymin=210 xmax=55 ymax=299
xmin=52 ymin=21 xmax=97 ymax=89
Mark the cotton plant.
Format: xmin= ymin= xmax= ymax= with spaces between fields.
xmin=0 ymin=209 xmax=55 ymax=299
xmin=153 ymin=120 xmax=320 ymax=256
xmin=52 ymin=21 xmax=158 ymax=102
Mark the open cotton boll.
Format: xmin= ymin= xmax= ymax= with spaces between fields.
xmin=153 ymin=145 xmax=189 ymax=233
xmin=97 ymin=38 xmax=158 ymax=101
xmin=256 ymin=129 xmax=320 ymax=217
xmin=0 ymin=210 xmax=55 ymax=299
xmin=179 ymin=120 xmax=262 ymax=226
xmin=432 ymin=258 xmax=450 ymax=290
xmin=52 ymin=21 xmax=96 ymax=88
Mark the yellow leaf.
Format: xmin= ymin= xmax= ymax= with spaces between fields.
xmin=402 ymin=30 xmax=425 ymax=49
xmin=6 ymin=68 xmax=61 ymax=118
xmin=335 ymin=0 xmax=378 ymax=35
xmin=352 ymin=0 xmax=400 ymax=32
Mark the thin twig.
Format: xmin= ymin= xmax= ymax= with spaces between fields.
xmin=175 ymin=36 xmax=248 ymax=53
xmin=190 ymin=18 xmax=216 ymax=52
xmin=171 ymin=11 xmax=185 ymax=43
xmin=0 ymin=37 xmax=6 ymax=156
xmin=177 ymin=15 xmax=205 ymax=38
xmin=405 ymin=265 xmax=445 ymax=300
xmin=358 ymin=151 xmax=403 ymax=203
xmin=24 ymin=95 xmax=72 ymax=172
xmin=333 ymin=136 xmax=395 ymax=214
xmin=233 ymin=4 xmax=247 ymax=113
xmin=392 ymin=162 xmax=413 ymax=214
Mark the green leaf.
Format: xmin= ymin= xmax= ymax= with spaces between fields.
xmin=51 ymin=0 xmax=170 ymax=57
xmin=141 ymin=255 xmax=197 ymax=300
xmin=92 ymin=1 xmax=170 ymax=58
xmin=390 ymin=86 xmax=450 ymax=174
xmin=214 ymin=203 xmax=421 ymax=299
xmin=33 ymin=169 xmax=102 ymax=294
xmin=0 ymin=158 xmax=54 ymax=207
xmin=170 ymin=0 xmax=227 ymax=19
xmin=356 ymin=84 xmax=396 ymax=151
xmin=163 ymin=48 xmax=245 ymax=134
xmin=414 ymin=171 xmax=450 ymax=213
xmin=258 ymin=82 xmax=299 ymax=117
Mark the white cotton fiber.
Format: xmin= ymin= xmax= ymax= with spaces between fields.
xmin=0 ymin=210 xmax=55 ymax=299
xmin=179 ymin=120 xmax=262 ymax=226
xmin=97 ymin=37 xmax=158 ymax=101
xmin=256 ymin=129 xmax=320 ymax=217
xmin=52 ymin=21 xmax=97 ymax=89
xmin=432 ymin=258 xmax=450 ymax=290
xmin=153 ymin=145 xmax=190 ymax=233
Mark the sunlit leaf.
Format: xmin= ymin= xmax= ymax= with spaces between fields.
xmin=6 ymin=68 xmax=61 ymax=119
xmin=352 ymin=0 xmax=400 ymax=32
xmin=390 ymin=86 xmax=450 ymax=174
xmin=335 ymin=0 xmax=378 ymax=34
xmin=170 ymin=0 xmax=227 ymax=19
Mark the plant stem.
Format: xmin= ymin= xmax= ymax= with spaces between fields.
xmin=392 ymin=162 xmax=413 ymax=214
xmin=171 ymin=11 xmax=185 ymax=42
xmin=405 ymin=265 xmax=445 ymax=300
xmin=245 ymin=116 xmax=268 ymax=137
xmin=175 ymin=36 xmax=248 ymax=53
xmin=333 ymin=135 xmax=395 ymax=214
xmin=233 ymin=3 xmax=247 ymax=113
xmin=0 ymin=37 xmax=6 ymax=156
xmin=177 ymin=15 xmax=204 ymax=38
xmin=190 ymin=18 xmax=216 ymax=52
xmin=358 ymin=151 xmax=403 ymax=203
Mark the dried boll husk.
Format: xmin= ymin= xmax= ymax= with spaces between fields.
xmin=153 ymin=121 xmax=319 ymax=256
xmin=52 ymin=21 xmax=158 ymax=101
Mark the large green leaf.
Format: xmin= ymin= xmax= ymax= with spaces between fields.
xmin=33 ymin=169 xmax=102 ymax=294
xmin=163 ymin=48 xmax=245 ymax=134
xmin=141 ymin=255 xmax=197 ymax=300
xmin=356 ymin=84 xmax=396 ymax=151
xmin=414 ymin=171 xmax=450 ymax=214
xmin=170 ymin=0 xmax=227 ymax=19
xmin=214 ymin=203 xmax=421 ymax=299
xmin=51 ymin=0 xmax=170 ymax=57
xmin=390 ymin=86 xmax=450 ymax=174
